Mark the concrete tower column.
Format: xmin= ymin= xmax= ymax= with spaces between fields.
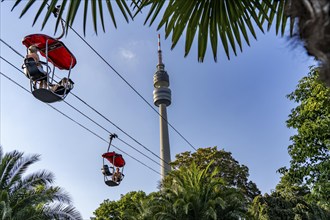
xmin=159 ymin=103 xmax=171 ymax=177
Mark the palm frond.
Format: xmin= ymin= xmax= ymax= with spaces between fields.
xmin=0 ymin=147 xmax=82 ymax=219
xmin=10 ymin=170 xmax=55 ymax=194
xmin=10 ymin=0 xmax=134 ymax=36
xmin=138 ymin=0 xmax=272 ymax=62
xmin=0 ymin=150 xmax=23 ymax=189
xmin=43 ymin=203 xmax=83 ymax=220
xmin=259 ymin=0 xmax=291 ymax=36
xmin=7 ymin=154 xmax=41 ymax=188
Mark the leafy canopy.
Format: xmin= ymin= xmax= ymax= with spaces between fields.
xmin=249 ymin=191 xmax=330 ymax=220
xmin=170 ymin=146 xmax=260 ymax=202
xmin=93 ymin=191 xmax=149 ymax=220
xmin=278 ymin=66 xmax=330 ymax=209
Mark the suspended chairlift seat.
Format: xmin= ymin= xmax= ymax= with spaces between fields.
xmin=102 ymin=151 xmax=126 ymax=187
xmin=22 ymin=34 xmax=77 ymax=103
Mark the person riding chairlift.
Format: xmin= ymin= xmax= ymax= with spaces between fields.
xmin=112 ymin=167 xmax=122 ymax=183
xmin=25 ymin=45 xmax=48 ymax=89
xmin=50 ymin=77 xmax=74 ymax=95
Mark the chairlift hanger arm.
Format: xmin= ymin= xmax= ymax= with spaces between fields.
xmin=107 ymin=133 xmax=118 ymax=152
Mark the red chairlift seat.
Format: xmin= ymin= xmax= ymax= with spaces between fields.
xmin=22 ymin=34 xmax=76 ymax=70
xmin=102 ymin=151 xmax=125 ymax=187
xmin=22 ymin=34 xmax=76 ymax=103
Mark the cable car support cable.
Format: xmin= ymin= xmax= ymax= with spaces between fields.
xmin=0 ymin=70 xmax=163 ymax=177
xmin=0 ymin=38 xmax=171 ymax=167
xmin=0 ymin=55 xmax=170 ymax=172
xmin=64 ymin=21 xmax=197 ymax=151
xmin=0 ymin=41 xmax=171 ymax=165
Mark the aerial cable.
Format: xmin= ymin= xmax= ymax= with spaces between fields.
xmin=0 ymin=39 xmax=25 ymax=59
xmin=0 ymin=38 xmax=172 ymax=166
xmin=70 ymin=93 xmax=171 ymax=165
xmin=0 ymin=70 xmax=163 ymax=177
xmin=0 ymin=55 xmax=170 ymax=171
xmin=64 ymin=22 xmax=197 ymax=151
xmin=1 ymin=16 xmax=197 ymax=151
xmin=63 ymin=99 xmax=168 ymax=169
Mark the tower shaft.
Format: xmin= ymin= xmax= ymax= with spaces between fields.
xmin=159 ymin=104 xmax=171 ymax=177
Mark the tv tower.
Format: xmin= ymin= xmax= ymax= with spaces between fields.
xmin=153 ymin=34 xmax=171 ymax=177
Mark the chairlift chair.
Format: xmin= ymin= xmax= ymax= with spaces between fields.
xmin=102 ymin=151 xmax=125 ymax=187
xmin=22 ymin=34 xmax=76 ymax=103
xmin=101 ymin=134 xmax=125 ymax=187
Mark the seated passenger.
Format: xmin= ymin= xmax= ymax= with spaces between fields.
xmin=27 ymin=45 xmax=40 ymax=64
xmin=112 ymin=167 xmax=122 ymax=183
xmin=25 ymin=45 xmax=47 ymax=89
xmin=51 ymin=77 xmax=74 ymax=95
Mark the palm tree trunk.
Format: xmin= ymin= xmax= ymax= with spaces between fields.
xmin=287 ymin=0 xmax=330 ymax=86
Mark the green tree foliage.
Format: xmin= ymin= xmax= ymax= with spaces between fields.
xmin=246 ymin=66 xmax=330 ymax=220
xmin=249 ymin=191 xmax=330 ymax=220
xmin=0 ymin=146 xmax=82 ymax=219
xmin=93 ymin=191 xmax=150 ymax=220
xmin=93 ymin=151 xmax=255 ymax=220
xmin=278 ymin=67 xmax=330 ymax=209
xmin=153 ymin=162 xmax=246 ymax=220
xmin=170 ymin=147 xmax=260 ymax=202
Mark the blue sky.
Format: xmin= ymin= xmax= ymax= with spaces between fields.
xmin=0 ymin=1 xmax=316 ymax=219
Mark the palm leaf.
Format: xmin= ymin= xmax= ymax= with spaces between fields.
xmin=148 ymin=1 xmax=166 ymax=27
xmin=259 ymin=0 xmax=290 ymax=36
xmin=237 ymin=17 xmax=250 ymax=46
xmin=41 ymin=0 xmax=58 ymax=30
xmin=171 ymin=1 xmax=194 ymax=49
xmin=67 ymin=0 xmax=80 ymax=27
xmin=54 ymin=1 xmax=67 ymax=35
xmin=7 ymin=154 xmax=41 ymax=188
xmin=105 ymin=0 xmax=117 ymax=28
xmin=43 ymin=204 xmax=83 ymax=220
xmin=0 ymin=151 xmax=23 ymax=189
xmin=275 ymin=0 xmax=285 ymax=35
xmin=16 ymin=0 xmax=35 ymax=18
xmin=32 ymin=0 xmax=47 ymax=26
xmin=197 ymin=0 xmax=210 ymax=62
xmin=209 ymin=0 xmax=218 ymax=61
xmin=184 ymin=3 xmax=201 ymax=58
xmin=91 ymin=0 xmax=98 ymax=34
xmin=98 ymin=0 xmax=106 ymax=32
xmin=83 ymin=0 xmax=88 ymax=35
xmin=115 ymin=0 xmax=132 ymax=23
xmin=227 ymin=1 xmax=243 ymax=52
xmin=9 ymin=0 xmax=23 ymax=11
